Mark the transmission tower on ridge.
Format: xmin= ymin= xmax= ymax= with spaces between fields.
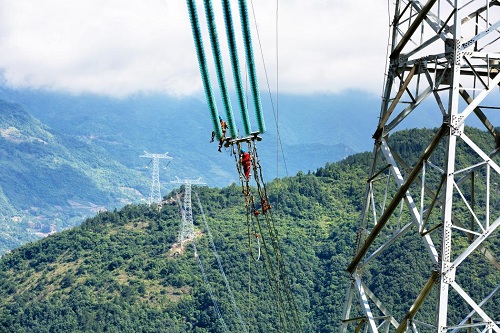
xmin=140 ymin=152 xmax=172 ymax=206
xmin=342 ymin=1 xmax=500 ymax=332
xmin=171 ymin=177 xmax=206 ymax=246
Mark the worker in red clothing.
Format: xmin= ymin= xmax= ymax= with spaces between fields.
xmin=261 ymin=198 xmax=272 ymax=213
xmin=240 ymin=149 xmax=251 ymax=180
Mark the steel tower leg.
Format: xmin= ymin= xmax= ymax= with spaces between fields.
xmin=342 ymin=1 xmax=500 ymax=332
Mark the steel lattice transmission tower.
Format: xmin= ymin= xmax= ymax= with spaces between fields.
xmin=140 ymin=152 xmax=172 ymax=206
xmin=171 ymin=177 xmax=206 ymax=246
xmin=341 ymin=1 xmax=500 ymax=332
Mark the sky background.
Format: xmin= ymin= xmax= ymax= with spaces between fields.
xmin=0 ymin=0 xmax=391 ymax=99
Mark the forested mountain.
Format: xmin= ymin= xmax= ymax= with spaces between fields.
xmin=4 ymin=86 xmax=495 ymax=256
xmin=0 ymin=153 xmax=367 ymax=333
xmin=0 ymin=127 xmax=497 ymax=332
xmin=0 ymin=100 xmax=149 ymax=253
xmin=0 ymin=89 xmax=363 ymax=254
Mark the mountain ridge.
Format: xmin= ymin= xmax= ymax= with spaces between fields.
xmin=0 ymin=138 xmax=497 ymax=332
xmin=0 ymin=101 xmax=148 ymax=253
xmin=0 ymin=87 xmax=370 ymax=253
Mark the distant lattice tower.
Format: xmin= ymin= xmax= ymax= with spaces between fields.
xmin=140 ymin=152 xmax=172 ymax=206
xmin=171 ymin=177 xmax=206 ymax=246
xmin=342 ymin=1 xmax=500 ymax=333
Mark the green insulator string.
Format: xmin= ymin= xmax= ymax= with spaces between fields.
xmin=186 ymin=0 xmax=222 ymax=140
xmin=222 ymin=0 xmax=252 ymax=137
xmin=238 ymin=0 xmax=266 ymax=134
xmin=203 ymin=0 xmax=237 ymax=139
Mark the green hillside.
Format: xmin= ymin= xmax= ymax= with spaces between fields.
xmin=0 ymin=128 xmax=497 ymax=332
xmin=0 ymin=100 xmax=149 ymax=253
xmin=0 ymin=94 xmax=355 ymax=255
xmin=0 ymin=150 xmax=370 ymax=332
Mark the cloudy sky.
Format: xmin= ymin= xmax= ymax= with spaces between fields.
xmin=0 ymin=0 xmax=391 ymax=98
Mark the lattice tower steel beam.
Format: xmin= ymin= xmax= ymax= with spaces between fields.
xmin=140 ymin=152 xmax=172 ymax=206
xmin=341 ymin=1 xmax=500 ymax=332
xmin=171 ymin=177 xmax=206 ymax=246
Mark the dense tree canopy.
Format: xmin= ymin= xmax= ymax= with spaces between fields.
xmin=0 ymin=128 xmax=497 ymax=332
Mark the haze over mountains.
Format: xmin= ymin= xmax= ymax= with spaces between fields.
xmin=0 ymin=86 xmax=447 ymax=253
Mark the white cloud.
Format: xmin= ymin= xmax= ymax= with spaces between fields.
xmin=0 ymin=0 xmax=390 ymax=98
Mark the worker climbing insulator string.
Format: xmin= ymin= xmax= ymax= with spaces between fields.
xmin=232 ymin=139 xmax=302 ymax=332
xmin=186 ymin=0 xmax=301 ymax=330
xmin=233 ymin=141 xmax=285 ymax=324
xmin=233 ymin=142 xmax=260 ymax=261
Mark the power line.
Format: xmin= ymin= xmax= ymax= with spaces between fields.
xmin=194 ymin=191 xmax=248 ymax=333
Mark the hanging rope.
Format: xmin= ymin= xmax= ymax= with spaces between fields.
xmin=249 ymin=140 xmax=303 ymax=332
xmin=232 ymin=140 xmax=285 ymax=329
xmin=232 ymin=139 xmax=303 ymax=332
xmin=233 ymin=141 xmax=262 ymax=262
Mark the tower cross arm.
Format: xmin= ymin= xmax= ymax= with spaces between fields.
xmin=140 ymin=151 xmax=173 ymax=160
